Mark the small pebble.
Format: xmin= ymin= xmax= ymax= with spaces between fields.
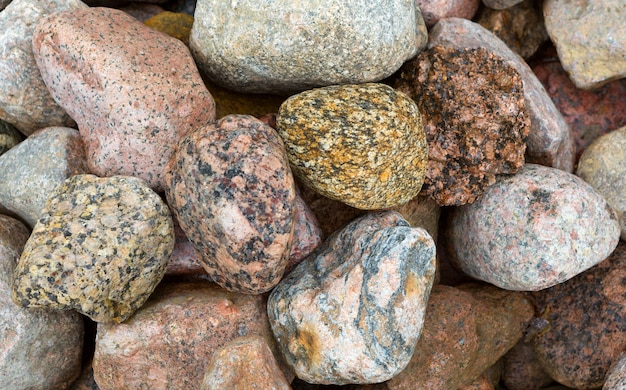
xmin=416 ymin=0 xmax=480 ymax=28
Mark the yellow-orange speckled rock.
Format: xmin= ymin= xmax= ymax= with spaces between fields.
xmin=276 ymin=83 xmax=427 ymax=210
xmin=144 ymin=11 xmax=194 ymax=46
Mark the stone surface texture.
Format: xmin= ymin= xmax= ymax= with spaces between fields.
xmin=396 ymin=45 xmax=530 ymax=206
xmin=387 ymin=284 xmax=534 ymax=390
xmin=165 ymin=215 xmax=205 ymax=276
xmin=416 ymin=0 xmax=480 ymax=28
xmin=93 ymin=282 xmax=290 ymax=390
xmin=277 ymin=83 xmax=428 ymax=210
xmin=483 ymin=0 xmax=524 ymax=10
xmin=190 ymin=0 xmax=427 ymax=94
xmin=0 ymin=215 xmax=84 ymax=389
xmin=543 ymin=0 xmax=626 ymax=90
xmin=501 ymin=340 xmax=554 ymax=390
xmin=0 ymin=0 xmax=82 ymax=135
xmin=0 ymin=126 xmax=88 ymax=227
xmin=428 ymin=18 xmax=574 ymax=172
xmin=577 ymin=126 xmax=626 ymax=241
xmin=268 ymin=211 xmax=436 ymax=385
xmin=12 ymin=174 xmax=174 ymax=323
xmin=33 ymin=6 xmax=216 ymax=191
xmin=530 ymin=241 xmax=626 ymax=389
xmin=284 ymin=189 xmax=323 ymax=275
xmin=165 ymin=114 xmax=296 ymax=294
xmin=445 ymin=164 xmax=620 ymax=291
xmin=0 ymin=120 xmax=22 ymax=156
xmin=144 ymin=11 xmax=194 ymax=46
xmin=0 ymin=0 xmax=11 ymax=10
xmin=120 ymin=3 xmax=165 ymax=22
xmin=201 ymin=335 xmax=291 ymax=390
xmin=604 ymin=352 xmax=626 ymax=390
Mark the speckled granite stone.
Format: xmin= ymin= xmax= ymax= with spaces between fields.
xmin=12 ymin=174 xmax=175 ymax=323
xmin=387 ymin=284 xmax=533 ymax=390
xmin=93 ymin=282 xmax=291 ymax=390
xmin=482 ymin=0 xmax=524 ymax=10
xmin=501 ymin=340 xmax=554 ymax=390
xmin=0 ymin=215 xmax=84 ymax=389
xmin=32 ymin=7 xmax=216 ymax=191
xmin=416 ymin=0 xmax=480 ymax=28
xmin=201 ymin=335 xmax=291 ymax=390
xmin=165 ymin=114 xmax=296 ymax=294
xmin=0 ymin=119 xmax=23 ymax=156
xmin=604 ymin=352 xmax=626 ymax=390
xmin=530 ymin=241 xmax=626 ymax=389
xmin=277 ymin=83 xmax=427 ymax=210
xmin=144 ymin=11 xmax=194 ymax=46
xmin=284 ymin=189 xmax=323 ymax=275
xmin=544 ymin=0 xmax=626 ymax=90
xmin=577 ymin=126 xmax=626 ymax=241
xmin=0 ymin=0 xmax=82 ymax=135
xmin=444 ymin=164 xmax=620 ymax=291
xmin=396 ymin=46 xmax=530 ymax=206
xmin=0 ymin=126 xmax=88 ymax=228
xmin=190 ymin=0 xmax=427 ymax=94
xmin=428 ymin=18 xmax=574 ymax=172
xmin=268 ymin=211 xmax=436 ymax=384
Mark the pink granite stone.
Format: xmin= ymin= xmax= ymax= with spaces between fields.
xmin=416 ymin=0 xmax=480 ymax=28
xmin=32 ymin=7 xmax=216 ymax=191
xmin=165 ymin=114 xmax=296 ymax=294
xmin=165 ymin=214 xmax=205 ymax=277
xmin=283 ymin=189 xmax=323 ymax=275
xmin=501 ymin=340 xmax=554 ymax=390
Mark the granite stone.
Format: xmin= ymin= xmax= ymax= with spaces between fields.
xmin=482 ymin=0 xmax=524 ymax=10
xmin=444 ymin=164 xmax=620 ymax=291
xmin=428 ymin=18 xmax=574 ymax=172
xmin=268 ymin=211 xmax=436 ymax=384
xmin=530 ymin=241 xmax=626 ymax=389
xmin=396 ymin=45 xmax=530 ymax=206
xmin=0 ymin=215 xmax=84 ymax=389
xmin=604 ymin=352 xmax=626 ymax=390
xmin=0 ymin=119 xmax=23 ymax=156
xmin=284 ymin=189 xmax=323 ymax=276
xmin=0 ymin=0 xmax=83 ymax=135
xmin=458 ymin=362 xmax=502 ymax=390
xmin=32 ymin=6 xmax=216 ymax=191
xmin=0 ymin=126 xmax=88 ymax=228
xmin=501 ymin=340 xmax=554 ymax=390
xmin=543 ymin=0 xmax=626 ymax=90
xmin=165 ymin=114 xmax=296 ymax=294
xmin=12 ymin=174 xmax=175 ymax=323
xmin=577 ymin=126 xmax=626 ymax=241
xmin=277 ymin=83 xmax=428 ymax=210
xmin=144 ymin=11 xmax=194 ymax=46
xmin=165 ymin=215 xmax=205 ymax=276
xmin=190 ymin=0 xmax=427 ymax=94
xmin=416 ymin=0 xmax=480 ymax=28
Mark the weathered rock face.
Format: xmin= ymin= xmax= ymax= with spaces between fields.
xmin=0 ymin=215 xmax=84 ymax=389
xmin=277 ymin=83 xmax=428 ymax=210
xmin=0 ymin=126 xmax=88 ymax=228
xmin=165 ymin=114 xmax=296 ymax=294
xmin=543 ymin=0 xmax=626 ymax=90
xmin=501 ymin=340 xmax=554 ymax=390
xmin=12 ymin=174 xmax=174 ymax=323
xmin=190 ymin=0 xmax=427 ymax=94
xmin=32 ymin=6 xmax=215 ymax=191
xmin=268 ymin=211 xmax=436 ymax=385
xmin=395 ymin=45 xmax=530 ymax=206
xmin=415 ymin=0 xmax=480 ymax=28
xmin=0 ymin=0 xmax=82 ymax=135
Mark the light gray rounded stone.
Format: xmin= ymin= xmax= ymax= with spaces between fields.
xmin=190 ymin=0 xmax=427 ymax=94
xmin=604 ymin=352 xmax=626 ymax=390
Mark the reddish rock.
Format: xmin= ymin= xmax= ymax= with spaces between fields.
xmin=283 ymin=190 xmax=323 ymax=275
xmin=32 ymin=7 xmax=215 ymax=191
xmin=501 ymin=340 xmax=554 ymax=390
xmin=387 ymin=284 xmax=534 ymax=390
xmin=165 ymin=215 xmax=205 ymax=276
xmin=415 ymin=0 xmax=480 ymax=28
xmin=395 ymin=45 xmax=530 ymax=206
xmin=483 ymin=0 xmax=524 ymax=10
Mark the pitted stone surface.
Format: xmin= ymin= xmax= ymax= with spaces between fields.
xmin=268 ymin=211 xmax=436 ymax=385
xmin=0 ymin=0 xmax=81 ymax=135
xmin=444 ymin=164 xmax=620 ymax=291
xmin=12 ymin=174 xmax=174 ymax=323
xmin=190 ymin=0 xmax=427 ymax=94
xmin=396 ymin=45 xmax=530 ymax=206
xmin=0 ymin=119 xmax=22 ymax=156
xmin=0 ymin=126 xmax=88 ymax=228
xmin=165 ymin=114 xmax=296 ymax=294
xmin=32 ymin=6 xmax=215 ymax=191
xmin=277 ymin=83 xmax=427 ymax=210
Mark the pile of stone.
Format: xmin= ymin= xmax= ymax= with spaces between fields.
xmin=0 ymin=0 xmax=625 ymax=389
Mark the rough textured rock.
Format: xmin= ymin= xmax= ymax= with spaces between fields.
xmin=12 ymin=174 xmax=174 ymax=323
xmin=268 ymin=211 xmax=436 ymax=384
xmin=530 ymin=241 xmax=626 ymax=389
xmin=165 ymin=114 xmax=295 ymax=294
xmin=577 ymin=126 xmax=626 ymax=241
xmin=387 ymin=284 xmax=534 ymax=390
xmin=416 ymin=0 xmax=480 ymax=28
xmin=284 ymin=189 xmax=323 ymax=275
xmin=0 ymin=0 xmax=81 ymax=135
xmin=33 ymin=6 xmax=215 ymax=191
xmin=477 ymin=0 xmax=549 ymax=59
xmin=396 ymin=46 xmax=530 ymax=206
xmin=190 ymin=0 xmax=427 ymax=94
xmin=428 ymin=18 xmax=574 ymax=172
xmin=93 ymin=282 xmax=290 ymax=390
xmin=165 ymin=215 xmax=205 ymax=276
xmin=0 ymin=0 xmax=11 ymax=10
xmin=604 ymin=352 xmax=626 ymax=390
xmin=144 ymin=11 xmax=194 ymax=46
xmin=445 ymin=164 xmax=620 ymax=291
xmin=0 ymin=126 xmax=88 ymax=228
xmin=392 ymin=196 xmax=441 ymax=242
xmin=544 ymin=0 xmax=626 ymax=90
xmin=0 ymin=215 xmax=84 ymax=389
xmin=0 ymin=119 xmax=22 ymax=156
xmin=501 ymin=340 xmax=554 ymax=390
xmin=458 ymin=362 xmax=502 ymax=390
xmin=277 ymin=83 xmax=427 ymax=210
xmin=482 ymin=0 xmax=524 ymax=10
xmin=201 ymin=335 xmax=291 ymax=390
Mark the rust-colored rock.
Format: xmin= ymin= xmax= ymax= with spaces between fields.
xmin=144 ymin=11 xmax=194 ymax=45
xmin=416 ymin=0 xmax=480 ymax=28
xmin=501 ymin=340 xmax=554 ymax=390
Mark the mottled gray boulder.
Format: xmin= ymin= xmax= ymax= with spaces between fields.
xmin=190 ymin=0 xmax=427 ymax=94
